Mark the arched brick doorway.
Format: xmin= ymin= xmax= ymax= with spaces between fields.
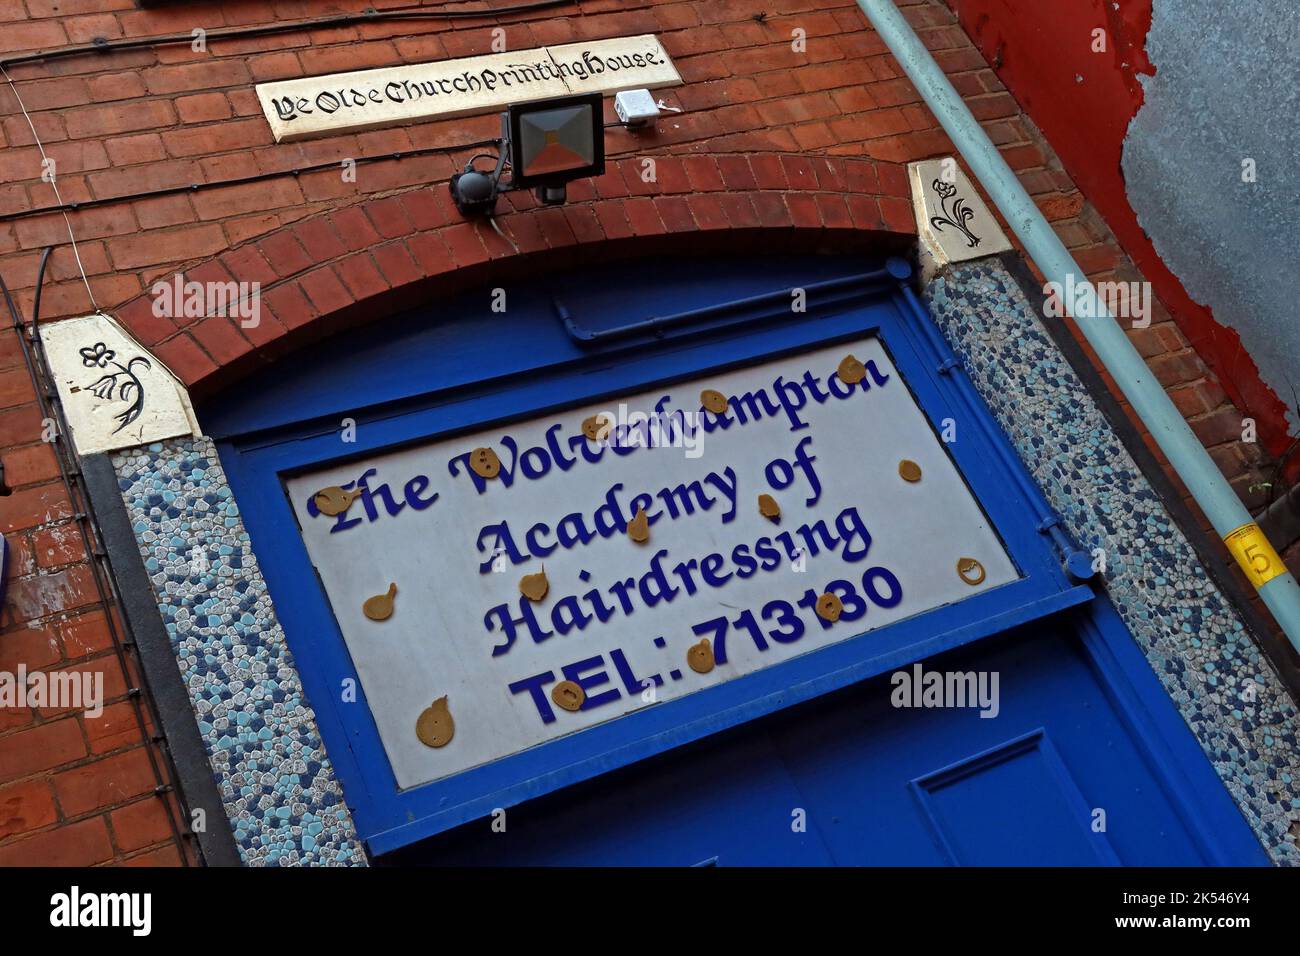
xmin=110 ymin=152 xmax=916 ymax=397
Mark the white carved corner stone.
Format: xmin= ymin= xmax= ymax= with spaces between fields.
xmin=39 ymin=314 xmax=199 ymax=457
xmin=908 ymin=158 xmax=1011 ymax=278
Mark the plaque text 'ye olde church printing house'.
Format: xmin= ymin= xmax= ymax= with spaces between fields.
xmin=255 ymin=35 xmax=682 ymax=141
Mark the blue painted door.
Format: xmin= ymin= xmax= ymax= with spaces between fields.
xmin=208 ymin=255 xmax=1269 ymax=866
xmin=382 ymin=600 xmax=1266 ymax=866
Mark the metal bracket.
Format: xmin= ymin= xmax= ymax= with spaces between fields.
xmin=893 ymin=278 xmax=1098 ymax=588
xmin=557 ymin=266 xmax=902 ymax=347
xmin=1037 ymin=514 xmax=1097 ymax=581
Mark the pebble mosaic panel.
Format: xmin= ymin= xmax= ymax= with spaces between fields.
xmin=926 ymin=259 xmax=1300 ymax=865
xmin=112 ymin=437 xmax=365 ymax=866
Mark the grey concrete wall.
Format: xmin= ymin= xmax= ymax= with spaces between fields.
xmin=1123 ymin=0 xmax=1300 ymax=431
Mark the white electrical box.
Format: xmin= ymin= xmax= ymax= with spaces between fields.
xmin=614 ymin=89 xmax=661 ymax=127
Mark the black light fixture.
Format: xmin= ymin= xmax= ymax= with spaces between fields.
xmin=449 ymin=156 xmax=504 ymax=217
xmin=448 ymin=92 xmax=606 ymax=216
xmin=506 ymin=92 xmax=605 ymax=205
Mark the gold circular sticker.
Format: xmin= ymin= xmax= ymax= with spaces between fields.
xmin=815 ymin=592 xmax=843 ymax=622
xmin=898 ymin=459 xmax=922 ymax=483
xmin=687 ymin=638 xmax=715 ymax=674
xmin=582 ymin=414 xmax=611 ymax=442
xmin=362 ymin=583 xmax=397 ymax=621
xmin=313 ymin=486 xmax=360 ymax=516
xmin=468 ymin=446 xmax=501 ymax=479
xmin=415 ymin=696 xmax=455 ymax=748
xmin=627 ymin=505 xmax=650 ymax=544
xmin=552 ymin=680 xmax=585 ymax=712
xmin=519 ymin=567 xmax=549 ymax=602
xmin=700 ymin=389 xmax=729 ymax=414
xmin=837 ymin=354 xmax=867 ymax=385
xmin=956 ymin=557 xmax=986 ymax=586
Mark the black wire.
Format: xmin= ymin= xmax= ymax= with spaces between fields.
xmin=30 ymin=247 xmax=52 ymax=326
xmin=2 ymin=258 xmax=195 ymax=864
xmin=0 ymin=0 xmax=629 ymax=225
xmin=0 ymin=113 xmax=652 ymax=223
xmin=0 ymin=0 xmax=577 ymax=70
xmin=0 ymin=140 xmax=500 ymax=224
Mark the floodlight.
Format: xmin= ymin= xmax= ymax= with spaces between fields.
xmin=507 ymin=92 xmax=605 ymax=203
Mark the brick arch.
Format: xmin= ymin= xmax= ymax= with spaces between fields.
xmin=114 ymin=153 xmax=916 ymax=398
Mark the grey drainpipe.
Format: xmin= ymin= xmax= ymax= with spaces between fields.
xmin=855 ymin=0 xmax=1300 ymax=652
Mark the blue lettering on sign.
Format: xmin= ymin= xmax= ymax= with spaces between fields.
xmin=482 ymin=496 xmax=877 ymax=657
xmin=314 ymin=361 xmax=890 ymax=532
xmin=305 ymin=467 xmax=440 ymax=533
xmin=303 ymin=355 xmax=912 ymax=734
xmin=472 ymin=466 xmax=745 ymax=573
xmin=506 ymin=553 xmax=904 ymax=726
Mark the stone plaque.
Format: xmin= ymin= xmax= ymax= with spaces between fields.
xmin=255 ymin=34 xmax=681 ymax=142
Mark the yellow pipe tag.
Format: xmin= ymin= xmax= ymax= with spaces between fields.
xmin=1223 ymin=523 xmax=1285 ymax=588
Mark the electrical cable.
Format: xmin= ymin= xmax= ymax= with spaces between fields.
xmin=1 ymin=65 xmax=101 ymax=312
xmin=0 ymin=0 xmax=578 ymax=71
xmin=1 ymin=258 xmax=194 ymax=864
xmin=0 ymin=140 xmax=501 ymax=224
xmin=0 ymin=0 xmax=623 ymax=863
xmin=0 ymin=115 xmax=664 ymax=225
xmin=0 ymin=0 xmax=579 ymax=309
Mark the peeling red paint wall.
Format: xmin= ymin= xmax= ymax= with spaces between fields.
xmin=948 ymin=0 xmax=1291 ymax=460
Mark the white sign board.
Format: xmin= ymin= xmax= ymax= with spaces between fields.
xmin=39 ymin=314 xmax=198 ymax=456
xmin=255 ymin=35 xmax=681 ymax=142
xmin=288 ymin=337 xmax=1018 ymax=790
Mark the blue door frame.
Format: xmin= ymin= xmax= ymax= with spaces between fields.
xmin=381 ymin=599 xmax=1266 ymax=866
xmin=206 ymin=254 xmax=1266 ymax=862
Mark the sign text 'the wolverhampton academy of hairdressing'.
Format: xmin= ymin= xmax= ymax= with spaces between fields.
xmin=255 ymin=34 xmax=681 ymax=142
xmin=288 ymin=338 xmax=1017 ymax=790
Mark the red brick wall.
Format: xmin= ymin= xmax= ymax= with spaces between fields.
xmin=0 ymin=0 xmax=1283 ymax=865
xmin=113 ymin=152 xmax=915 ymax=394
xmin=0 ymin=324 xmax=190 ymax=865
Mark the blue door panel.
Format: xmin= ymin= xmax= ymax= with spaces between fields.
xmin=911 ymin=730 xmax=1118 ymax=866
xmin=386 ymin=725 xmax=836 ymax=866
xmin=764 ymin=609 xmax=1256 ymax=865
xmin=205 ymin=254 xmax=1269 ymax=865
xmin=383 ymin=605 xmax=1267 ymax=866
